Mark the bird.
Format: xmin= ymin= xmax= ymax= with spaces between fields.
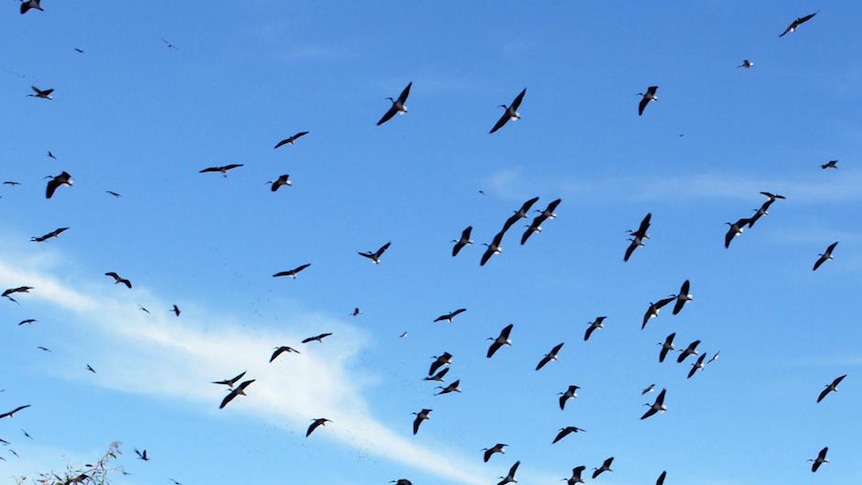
xmin=2 ymin=286 xmax=33 ymax=299
xmin=480 ymin=230 xmax=506 ymax=266
xmin=779 ymin=11 xmax=818 ymax=37
xmin=134 ymin=449 xmax=149 ymax=461
xmin=642 ymin=297 xmax=676 ymax=329
xmin=20 ymin=0 xmax=43 ymax=14
xmin=105 ymin=272 xmax=132 ymax=289
xmin=671 ymin=280 xmax=693 ymax=315
xmin=737 ymin=59 xmax=755 ymax=68
xmin=707 ymin=351 xmax=721 ymax=365
xmin=86 ymin=364 xmax=96 ymax=373
xmin=748 ymin=192 xmax=786 ymax=228
xmin=47 ymin=151 xmax=57 ymax=159
xmin=270 ymin=346 xmax=300 ymax=363
xmin=641 ymin=388 xmax=667 ymax=420
xmin=219 ymin=379 xmax=255 ymax=409
xmin=306 ymin=418 xmax=331 ymax=437
xmin=351 ymin=307 xmax=362 ymax=317
xmin=21 ymin=429 xmax=32 ymax=439
xmin=28 ymin=86 xmax=53 ymax=99
xmin=724 ymin=218 xmax=752 ymax=249
xmin=302 ymin=332 xmax=333 ymax=344
xmin=212 ymin=371 xmax=246 ymax=388
xmin=638 ymin=86 xmax=658 ymax=116
xmin=566 ymin=466 xmax=587 ymax=484
xmin=171 ymin=304 xmax=181 ymax=317
xmin=390 ymin=480 xmax=413 ymax=485
xmin=534 ymin=198 xmax=562 ymax=220
xmin=451 ymin=226 xmax=473 ymax=256
xmin=487 ymin=323 xmax=514 ymax=358
xmin=821 ymin=160 xmax=838 ymax=169
xmin=482 ymin=443 xmax=507 ymax=462
xmin=658 ymin=333 xmax=676 ymax=363
xmin=2 ymin=180 xmax=21 ymax=186
xmin=489 ymin=88 xmax=527 ymax=134
xmin=268 ymin=174 xmax=292 ymax=191
xmin=655 ymin=470 xmax=667 ymax=485
xmin=809 ymin=446 xmax=829 ymax=472
xmin=37 ymin=346 xmax=51 ymax=352
xmin=74 ymin=48 xmax=85 ymax=53
xmin=435 ymin=380 xmax=461 ymax=396
xmin=642 ymin=384 xmax=655 ymax=395
xmin=272 ymin=263 xmax=311 ymax=278
xmin=592 ymin=457 xmax=614 ymax=479
xmin=31 ymin=227 xmax=69 ymax=242
xmin=17 ymin=319 xmax=37 ymax=326
xmin=377 ymin=82 xmax=412 ymax=126
xmin=677 ymin=340 xmax=701 ymax=363
xmin=105 ymin=190 xmax=122 ymax=197
xmin=687 ymin=353 xmax=708 ymax=379
xmin=0 ymin=405 xmax=30 ymax=419
xmin=423 ymin=367 xmax=449 ymax=382
xmin=161 ymin=38 xmax=178 ymax=50
xmin=428 ymin=352 xmax=453 ymax=377
xmin=552 ymin=426 xmax=586 ymax=444
xmin=273 ymin=131 xmax=309 ymax=149
xmin=520 ymin=217 xmax=544 ymax=245
xmin=584 ymin=316 xmax=607 ymax=341
xmin=536 ymin=342 xmax=564 ymax=370
xmin=199 ymin=164 xmax=243 ymax=176
xmin=817 ymin=375 xmax=847 ymax=403
xmin=45 ymin=171 xmax=73 ymax=198
xmin=358 ymin=241 xmax=391 ymax=264
xmin=411 ymin=408 xmax=431 ymax=435
xmin=138 ymin=305 xmax=150 ymax=314
xmin=812 ymin=242 xmax=838 ymax=271
xmin=497 ymin=460 xmax=520 ymax=485
xmin=434 ymin=308 xmax=466 ymax=323
xmin=624 ymin=213 xmax=652 ymax=261
xmin=501 ymin=196 xmax=540 ymax=234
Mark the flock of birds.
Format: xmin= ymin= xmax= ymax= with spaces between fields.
xmin=1 ymin=2 xmax=853 ymax=485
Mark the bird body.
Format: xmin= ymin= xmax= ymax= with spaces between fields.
xmin=270 ymin=346 xmax=300 ymax=362
xmin=424 ymin=367 xmax=449 ymax=382
xmin=306 ymin=418 xmax=331 ymax=437
xmin=687 ymin=353 xmax=708 ymax=379
xmin=0 ymin=405 xmax=31 ymax=419
xmin=658 ymin=333 xmax=676 ymax=363
xmin=412 ymin=408 xmax=431 ymax=435
xmin=451 ymin=226 xmax=473 ymax=256
xmin=358 ymin=241 xmax=391 ymax=264
xmin=134 ymin=448 xmax=149 ymax=461
xmin=45 ymin=171 xmax=73 ymax=198
xmin=302 ymin=332 xmax=333 ymax=344
xmin=105 ymin=272 xmax=132 ymax=289
xmin=212 ymin=371 xmax=246 ymax=388
xmin=813 ymin=242 xmax=838 ymax=271
xmin=487 ymin=323 xmax=514 ymax=358
xmin=435 ymin=379 xmax=461 ymax=395
xmin=677 ymin=340 xmax=701 ymax=363
xmin=269 ymin=174 xmax=292 ymax=191
xmin=28 ymin=86 xmax=53 ymax=99
xmin=274 ymin=131 xmax=309 ymax=149
xmin=672 ymin=280 xmax=693 ymax=315
xmin=584 ymin=316 xmax=607 ymax=341
xmin=638 ymin=86 xmax=658 ymax=115
xmin=497 ymin=460 xmax=520 ymax=485
xmin=428 ymin=352 xmax=453 ymax=376
xmin=480 ymin=231 xmax=505 ymax=266
xmin=482 ymin=443 xmax=507 ymax=462
xmin=171 ymin=304 xmax=181 ymax=317
xmin=378 ymin=82 xmax=412 ymax=126
xmin=552 ymin=426 xmax=586 ymax=444
xmin=643 ymin=297 xmax=675 ymax=329
xmin=738 ymin=59 xmax=754 ymax=68
xmin=273 ymin=263 xmax=311 ymax=278
xmin=490 ymin=88 xmax=527 ymax=134
xmin=567 ymin=466 xmax=587 ymax=484
xmin=199 ymin=164 xmax=243 ymax=176
xmin=592 ymin=457 xmax=614 ymax=479
xmin=536 ymin=342 xmax=564 ymax=370
xmin=817 ymin=375 xmax=847 ymax=403
xmin=31 ymin=227 xmax=69 ymax=242
xmin=725 ymin=218 xmax=751 ymax=248
xmin=502 ymin=196 xmax=540 ymax=234
xmin=641 ymin=388 xmax=667 ymax=419
xmin=821 ymin=160 xmax=838 ymax=169
xmin=434 ymin=308 xmax=467 ymax=323
xmin=809 ymin=446 xmax=829 ymax=472
xmin=20 ymin=0 xmax=43 ymax=14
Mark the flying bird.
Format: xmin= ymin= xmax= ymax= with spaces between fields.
xmin=497 ymin=460 xmax=520 ymax=485
xmin=411 ymin=408 xmax=431 ymax=435
xmin=358 ymin=241 xmax=391 ymax=264
xmin=641 ymin=388 xmax=667 ymax=420
xmin=17 ymin=319 xmax=37 ymax=326
xmin=501 ymin=196 xmax=540 ymax=234
xmin=671 ymin=279 xmax=693 ymax=315
xmin=45 ymin=171 xmax=73 ymax=198
xmin=535 ymin=198 xmax=562 ymax=220
xmin=687 ymin=353 xmax=708 ymax=379
xmin=428 ymin=352 xmax=453 ymax=377
xmin=812 ymin=242 xmax=838 ymax=271
xmin=31 ymin=227 xmax=69 ymax=242
xmin=434 ymin=308 xmax=466 ymax=323
xmin=566 ymin=466 xmax=587 ymax=485
xmin=270 ymin=346 xmax=300 ymax=363
xmin=105 ymin=272 xmax=132 ymax=289
xmin=536 ymin=342 xmax=564 ymax=370
xmin=435 ymin=379 xmax=461 ymax=396
xmin=641 ymin=384 xmax=655 ymax=395
xmin=486 ymin=323 xmax=514 ymax=358
xmin=552 ymin=426 xmax=586 ymax=444
xmin=273 ymin=263 xmax=311 ymax=278
xmin=592 ymin=457 xmax=614 ymax=479
xmin=161 ymin=38 xmax=178 ymax=50
xmin=390 ymin=480 xmax=413 ymax=485
xmin=171 ymin=304 xmax=181 ymax=317
xmin=134 ymin=449 xmax=149 ymax=461
xmin=480 ymin=230 xmax=505 ymax=266
xmin=482 ymin=443 xmax=507 ymax=463
xmin=451 ymin=226 xmax=473 ymax=256
xmin=268 ymin=174 xmax=292 ymax=191
xmin=624 ymin=213 xmax=651 ymax=261
xmin=3 ymin=180 xmax=21 ymax=186
xmin=584 ymin=316 xmax=607 ymax=341
xmin=558 ymin=385 xmax=580 ymax=410
xmin=105 ymin=190 xmax=122 ymax=198
xmin=2 ymin=286 xmax=33 ymax=299
xmin=306 ymin=418 xmax=331 ymax=437
xmin=423 ymin=367 xmax=449 ymax=382
xmin=724 ymin=218 xmax=752 ymax=249
xmin=677 ymin=339 xmax=701 ymax=363
xmin=200 ymin=164 xmax=243 ymax=176
xmin=737 ymin=59 xmax=755 ymax=68
xmin=748 ymin=192 xmax=786 ymax=228
xmin=86 ymin=364 xmax=96 ymax=373
xmin=489 ymin=88 xmax=526 ymax=134
xmin=656 ymin=470 xmax=667 ymax=485
xmin=658 ymin=333 xmax=676 ymax=363
xmin=642 ymin=297 xmax=675 ymax=329
xmin=219 ymin=379 xmax=255 ymax=409
xmin=47 ymin=151 xmax=57 ymax=159
xmin=0 ymin=405 xmax=30 ymax=419
xmin=809 ymin=446 xmax=829 ymax=472
xmin=74 ymin=48 xmax=85 ymax=53
xmin=138 ymin=305 xmax=150 ymax=314
xmin=302 ymin=332 xmax=333 ymax=344
xmin=821 ymin=160 xmax=838 ymax=169
xmin=817 ymin=375 xmax=847 ymax=403
xmin=779 ymin=11 xmax=818 ymax=37
xmin=377 ymin=82 xmax=412 ymax=126
xmin=274 ymin=131 xmax=309 ymax=149
xmin=20 ymin=0 xmax=42 ymax=14
xmin=351 ymin=307 xmax=362 ymax=317
xmin=212 ymin=371 xmax=246 ymax=388
xmin=28 ymin=86 xmax=53 ymax=99
xmin=638 ymin=86 xmax=658 ymax=116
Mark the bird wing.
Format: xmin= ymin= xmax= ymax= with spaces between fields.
xmin=412 ymin=415 xmax=422 ymax=435
xmin=273 ymin=139 xmax=291 ymax=149
xmin=552 ymin=428 xmax=570 ymax=444
xmin=624 ymin=239 xmax=639 ymax=262
xmin=396 ymin=82 xmax=412 ymax=104
xmin=638 ymin=95 xmax=650 ymax=116
xmin=306 ymin=420 xmax=320 ymax=437
xmin=509 ymin=88 xmax=527 ymax=111
xmin=655 ymin=296 xmax=675 ymax=309
xmin=377 ymin=105 xmax=399 ymax=126
xmin=0 ymin=405 xmax=30 ymax=419
xmin=219 ymin=390 xmax=239 ymax=409
xmin=480 ymin=245 xmax=496 ymax=266
xmin=489 ymin=110 xmax=511 ymax=134
xmin=483 ymin=448 xmax=493 ymax=462
xmin=501 ymin=213 xmax=521 ymax=234
xmin=375 ymin=241 xmax=392 ymax=258
xmin=535 ymin=354 xmax=550 ymax=370
xmin=656 ymin=470 xmax=667 ymax=485
xmin=816 ymin=387 xmax=830 ymax=403
xmin=223 ymin=164 xmax=243 ymax=171
xmin=584 ymin=325 xmax=596 ymax=341
xmin=270 ymin=347 xmax=286 ymax=363
xmin=45 ymin=178 xmax=61 ymax=199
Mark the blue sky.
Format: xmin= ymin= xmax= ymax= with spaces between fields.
xmin=2 ymin=1 xmax=861 ymax=484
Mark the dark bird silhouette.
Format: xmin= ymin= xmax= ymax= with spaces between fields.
xmin=535 ymin=198 xmax=562 ymax=219
xmin=724 ymin=217 xmax=752 ymax=249
xmin=671 ymin=279 xmax=693 ymax=315
xmin=428 ymin=352 xmax=453 ymax=377
xmin=812 ymin=242 xmax=838 ymax=271
xmin=390 ymin=480 xmax=413 ymax=485
xmin=378 ymin=82 xmax=412 ymax=126
xmin=105 ymin=190 xmax=122 ymax=198
xmin=74 ymin=48 xmax=85 ymax=53
xmin=566 ymin=466 xmax=587 ymax=484
xmin=424 ymin=367 xmax=449 ymax=382
xmin=658 ymin=333 xmax=676 ymax=363
xmin=552 ymin=426 xmax=586 ymax=444
xmin=490 ymin=88 xmax=526 ymax=134
xmin=3 ymin=286 xmax=33 ymax=299
xmin=497 ymin=460 xmax=520 ymax=485
xmin=821 ymin=160 xmax=838 ymax=169
xmin=3 ymin=180 xmax=21 ymax=186
xmin=687 ymin=353 xmax=708 ymax=379
xmin=655 ymin=470 xmax=667 ymax=485
xmin=28 ymin=86 xmax=53 ymax=99
xmin=273 ymin=263 xmax=311 ymax=278
xmin=17 ymin=319 xmax=36 ymax=326
xmin=642 ymin=297 xmax=675 ymax=329
xmin=0 ymin=405 xmax=30 ymax=419
xmin=302 ymin=332 xmax=332 ymax=344
xmin=45 ymin=171 xmax=73 ymax=198
xmin=270 ymin=346 xmax=300 ymax=362
xmin=37 ymin=346 xmax=51 ymax=352
xmin=642 ymin=384 xmax=655 ymax=395
xmin=47 ymin=150 xmax=57 ymax=159
xmin=536 ymin=342 xmax=564 ymax=370
xmin=138 ymin=305 xmax=150 ymax=314
xmin=21 ymin=429 xmax=32 ymax=439
xmin=434 ymin=308 xmax=466 ymax=323
xmin=212 ymin=371 xmax=246 ymax=388
xmin=351 ymin=307 xmax=362 ymax=317
xmin=171 ymin=304 xmax=181 ymax=317
xmin=641 ymin=388 xmax=667 ymax=420
xmin=638 ymin=86 xmax=658 ymax=116
xmin=161 ymin=38 xmax=178 ymax=50
xmin=592 ymin=457 xmax=614 ymax=479
xmin=134 ymin=449 xmax=149 ymax=461
xmin=749 ymin=192 xmax=786 ymax=228
xmin=501 ymin=196 xmax=540 ymax=234
xmin=809 ymin=446 xmax=829 ymax=472
xmin=412 ymin=408 xmax=431 ymax=435
xmin=677 ymin=340 xmax=701 ymax=363
xmin=480 ymin=230 xmax=505 ymax=266
xmin=737 ymin=59 xmax=754 ymax=69
xmin=200 ymin=164 xmax=243 ymax=176
xmin=584 ymin=316 xmax=607 ymax=341
xmin=451 ymin=226 xmax=473 ymax=256
xmin=219 ymin=379 xmax=255 ymax=409
xmin=31 ymin=227 xmax=69 ymax=242
xmin=520 ymin=217 xmax=544 ymax=245
xmin=487 ymin=323 xmax=514 ymax=358
xmin=20 ymin=0 xmax=43 ymax=14
xmin=274 ymin=131 xmax=310 ymax=149
xmin=558 ymin=385 xmax=580 ymax=410
xmin=306 ymin=418 xmax=331 ymax=437
xmin=105 ymin=272 xmax=132 ymax=289
xmin=482 ymin=443 xmax=507 ymax=462
xmin=435 ymin=379 xmax=461 ymax=396
xmin=86 ymin=364 xmax=96 ymax=373
xmin=817 ymin=375 xmax=847 ymax=403
xmin=268 ymin=174 xmax=292 ymax=191
xmin=624 ymin=213 xmax=651 ymax=262
xmin=779 ymin=11 xmax=818 ymax=37
xmin=358 ymin=241 xmax=391 ymax=264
